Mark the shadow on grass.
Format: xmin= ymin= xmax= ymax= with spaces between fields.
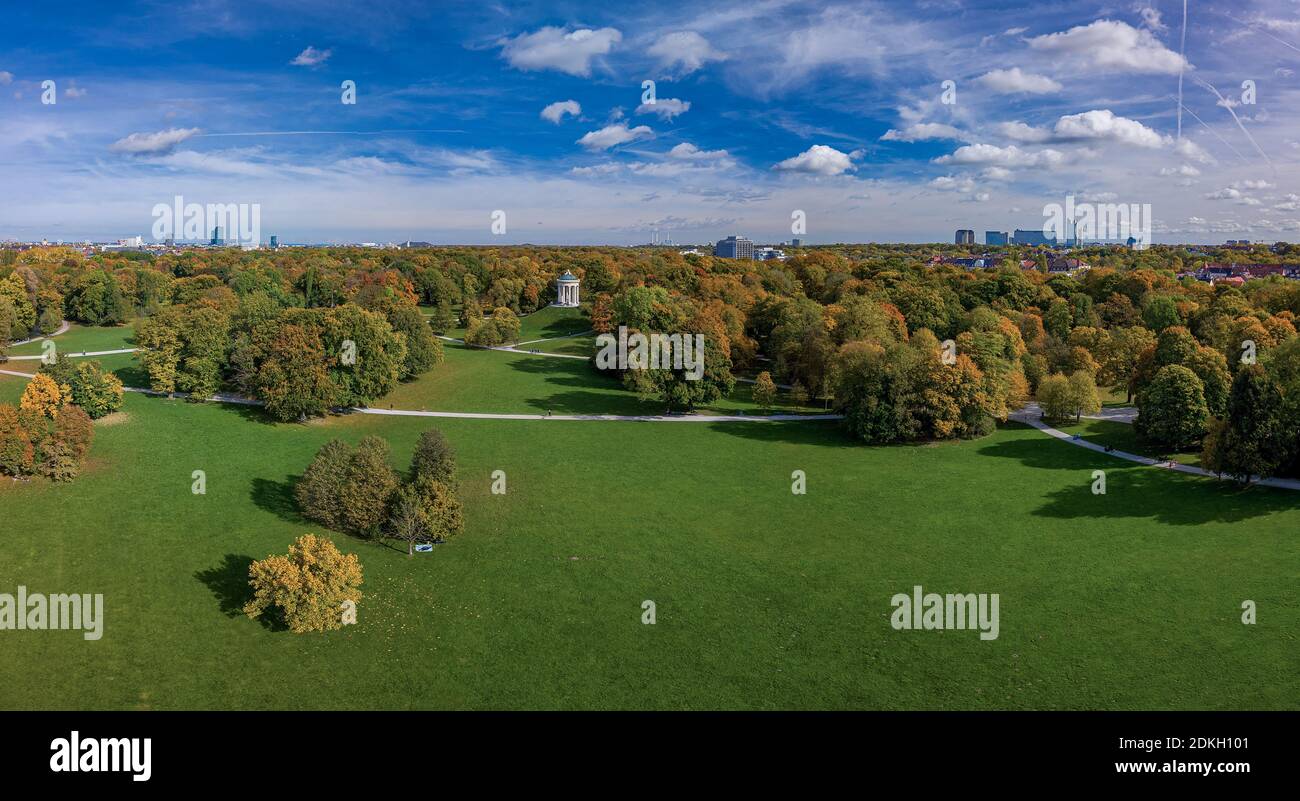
xmin=983 ymin=423 xmax=1298 ymax=525
xmin=250 ymin=475 xmax=303 ymax=523
xmin=706 ymin=418 xmax=856 ymax=447
xmin=194 ymin=554 xmax=286 ymax=630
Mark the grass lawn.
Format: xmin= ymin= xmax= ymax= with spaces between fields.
xmin=6 ymin=322 xmax=135 ymax=357
xmin=1055 ymin=418 xmax=1202 ymax=467
xmin=378 ymin=341 xmax=820 ymax=416
xmin=0 ymin=370 xmax=1296 ymax=710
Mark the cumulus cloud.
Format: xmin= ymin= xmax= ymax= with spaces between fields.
xmin=647 ymin=31 xmax=726 ymax=75
xmin=540 ymin=100 xmax=581 ymax=124
xmin=1158 ymin=164 xmax=1201 ymax=177
xmin=1052 ymin=109 xmax=1164 ymax=148
xmin=880 ymin=122 xmax=964 ymax=142
xmin=996 ymin=121 xmax=1052 ymax=143
xmin=499 ymin=26 xmax=621 ymax=76
xmin=576 ymin=122 xmax=653 ymax=151
xmin=291 ymin=46 xmax=332 ymax=67
xmin=0 ymin=71 xmax=14 ymax=85
xmin=668 ymin=142 xmax=729 ymax=161
xmin=772 ymin=144 xmax=857 ymax=176
xmin=1028 ymin=20 xmax=1188 ymax=75
xmin=109 ymin=127 xmax=201 ymax=156
xmin=976 ymin=68 xmax=1062 ymax=94
xmin=934 ymin=143 xmax=1065 ymax=168
xmin=635 ymin=97 xmax=690 ymax=121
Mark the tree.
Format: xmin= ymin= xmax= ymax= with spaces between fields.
xmin=20 ymin=373 xmax=69 ymax=419
xmin=64 ymin=270 xmax=128 ymax=325
xmin=752 ymin=371 xmax=778 ymax=409
xmin=294 ymin=440 xmax=352 ymax=531
xmin=410 ymin=428 xmax=456 ymax=484
xmin=1217 ymin=365 xmax=1285 ymax=483
xmin=411 ymin=476 xmax=464 ymax=542
xmin=387 ymin=484 xmax=431 ymax=557
xmin=1135 ymin=365 xmax=1208 ymax=451
xmin=0 ymin=404 xmax=35 ymax=476
xmin=243 ymin=534 xmax=363 ymax=633
xmin=135 ymin=305 xmax=185 ymax=395
xmin=1036 ymin=373 xmax=1073 ymax=422
xmin=0 ymin=273 xmax=36 ymax=338
xmin=1067 ymin=371 xmax=1101 ymax=423
xmin=40 ymin=359 xmax=123 ymax=419
xmin=387 ymin=304 xmax=443 ymax=378
xmin=257 ymin=323 xmax=336 ymax=421
xmin=295 ymin=437 xmax=398 ymax=538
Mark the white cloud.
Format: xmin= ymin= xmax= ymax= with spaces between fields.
xmin=1028 ymin=20 xmax=1188 ymax=75
xmin=109 ymin=127 xmax=202 ymax=155
xmin=1139 ymin=8 xmax=1166 ymax=32
xmin=647 ymin=31 xmax=726 ymax=75
xmin=291 ymin=46 xmax=332 ymax=67
xmin=668 ymin=142 xmax=729 ymax=161
xmin=1052 ymin=109 xmax=1164 ymax=148
xmin=1205 ymin=188 xmax=1242 ymax=200
xmin=1158 ymin=164 xmax=1201 ymax=177
xmin=772 ymin=144 xmax=857 ymax=176
xmin=1174 ymin=138 xmax=1214 ymax=164
xmin=1233 ymin=179 xmax=1273 ymax=190
xmin=541 ymin=100 xmax=581 ymax=124
xmin=636 ymin=98 xmax=690 ymax=121
xmin=499 ymin=26 xmax=621 ymax=76
xmin=976 ymin=68 xmax=1062 ymax=94
xmin=0 ymin=71 xmax=14 ymax=85
xmin=934 ymin=143 xmax=1065 ymax=168
xmin=577 ymin=122 xmax=653 ymax=151
xmin=996 ymin=121 xmax=1052 ymax=143
xmin=881 ymin=123 xmax=964 ymax=142
xmin=930 ymin=175 xmax=976 ymax=192
xmin=981 ymin=167 xmax=1013 ymax=180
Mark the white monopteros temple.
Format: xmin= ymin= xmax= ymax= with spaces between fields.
xmin=555 ymin=270 xmax=580 ymax=307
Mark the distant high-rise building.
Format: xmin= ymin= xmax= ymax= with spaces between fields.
xmin=715 ymin=235 xmax=754 ymax=260
xmin=985 ymin=231 xmax=1009 ymax=246
xmin=210 ymin=227 xmax=223 ymax=246
xmin=791 ymin=238 xmax=802 ymax=247
xmin=1013 ymin=228 xmax=1054 ymax=246
xmin=270 ymin=235 xmax=278 ymax=249
xmin=955 ymin=229 xmax=975 ymax=245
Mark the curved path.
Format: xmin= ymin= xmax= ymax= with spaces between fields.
xmin=1008 ymin=407 xmax=1300 ymax=491
xmin=8 ymin=319 xmax=71 ymax=346
xmin=6 ymin=347 xmax=136 ymax=361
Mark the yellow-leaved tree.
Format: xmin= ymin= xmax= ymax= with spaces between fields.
xmin=20 ymin=373 xmax=70 ymax=419
xmin=244 ymin=534 xmax=363 ymax=633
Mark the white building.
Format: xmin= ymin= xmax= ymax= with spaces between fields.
xmin=555 ymin=270 xmax=580 ymax=307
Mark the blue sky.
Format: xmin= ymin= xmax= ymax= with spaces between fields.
xmin=2 ymin=0 xmax=1298 ymax=244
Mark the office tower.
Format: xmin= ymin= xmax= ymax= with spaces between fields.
xmin=955 ymin=229 xmax=975 ymax=245
xmin=985 ymin=231 xmax=1009 ymax=246
xmin=715 ymin=235 xmax=754 ymax=259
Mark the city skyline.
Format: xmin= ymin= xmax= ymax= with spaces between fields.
xmin=2 ymin=0 xmax=1299 ymax=245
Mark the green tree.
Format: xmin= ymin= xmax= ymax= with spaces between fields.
xmin=1067 ymin=370 xmax=1101 ymax=423
xmin=1136 ymin=365 xmax=1208 ymax=451
xmin=410 ymin=428 xmax=456 ymax=484
xmin=1218 ymin=365 xmax=1285 ymax=484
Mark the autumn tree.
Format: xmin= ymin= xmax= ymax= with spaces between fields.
xmin=752 ymin=371 xmax=778 ymax=409
xmin=244 ymin=534 xmax=363 ymax=633
xmin=1135 ymin=365 xmax=1208 ymax=451
xmin=20 ymin=373 xmax=69 ymax=419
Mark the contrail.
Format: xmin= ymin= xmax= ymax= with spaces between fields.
xmin=1177 ymin=0 xmax=1188 ymax=140
xmin=1224 ymin=13 xmax=1300 ymax=55
xmin=1193 ymin=77 xmax=1274 ymax=172
xmin=1169 ymin=96 xmax=1249 ymax=163
xmin=193 ymin=129 xmax=466 ymax=137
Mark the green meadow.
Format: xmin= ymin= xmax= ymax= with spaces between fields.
xmin=0 ymin=325 xmax=1296 ymax=710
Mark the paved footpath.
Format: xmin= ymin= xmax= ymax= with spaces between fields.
xmin=1008 ymin=407 xmax=1300 ymax=491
